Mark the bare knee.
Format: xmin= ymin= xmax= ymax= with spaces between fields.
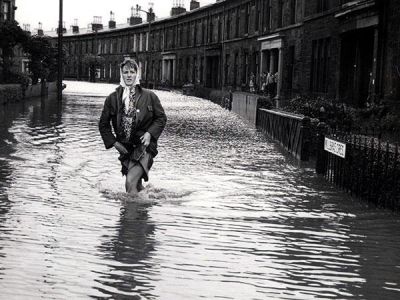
xmin=125 ymin=164 xmax=144 ymax=195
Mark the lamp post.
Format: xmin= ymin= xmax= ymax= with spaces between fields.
xmin=57 ymin=0 xmax=63 ymax=101
xmin=136 ymin=3 xmax=153 ymax=88
xmin=93 ymin=26 xmax=98 ymax=83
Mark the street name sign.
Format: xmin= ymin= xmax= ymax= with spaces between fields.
xmin=324 ymin=137 xmax=346 ymax=158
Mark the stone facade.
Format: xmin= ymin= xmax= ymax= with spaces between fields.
xmin=57 ymin=0 xmax=398 ymax=106
xmin=381 ymin=0 xmax=400 ymax=103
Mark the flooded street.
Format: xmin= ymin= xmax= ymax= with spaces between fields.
xmin=0 ymin=81 xmax=399 ymax=299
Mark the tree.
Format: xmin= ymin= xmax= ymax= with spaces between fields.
xmin=82 ymin=54 xmax=105 ymax=82
xmin=0 ymin=21 xmax=29 ymax=82
xmin=24 ymin=36 xmax=58 ymax=84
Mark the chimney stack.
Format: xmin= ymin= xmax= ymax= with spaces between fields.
xmin=92 ymin=16 xmax=103 ymax=31
xmin=23 ymin=23 xmax=31 ymax=35
xmin=190 ymin=0 xmax=200 ymax=10
xmin=171 ymin=0 xmax=186 ymax=16
xmin=129 ymin=6 xmax=142 ymax=25
xmin=109 ymin=11 xmax=116 ymax=29
xmin=37 ymin=22 xmax=43 ymax=36
xmin=72 ymin=19 xmax=79 ymax=34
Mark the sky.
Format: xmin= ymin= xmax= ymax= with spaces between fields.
xmin=16 ymin=0 xmax=215 ymax=32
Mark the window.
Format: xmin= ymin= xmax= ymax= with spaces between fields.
xmin=277 ymin=0 xmax=283 ymax=28
xmin=254 ymin=51 xmax=259 ymax=82
xmin=118 ymin=38 xmax=122 ymax=53
xmin=159 ymin=60 xmax=162 ymax=81
xmin=178 ymin=59 xmax=182 ymax=81
xmin=242 ymin=52 xmax=249 ymax=84
xmin=234 ymin=53 xmax=239 ymax=87
xmin=197 ymin=21 xmax=202 ymax=45
xmin=288 ymin=46 xmax=295 ymax=90
xmin=218 ymin=15 xmax=222 ymax=42
xmin=161 ymin=30 xmax=164 ymax=50
xmin=113 ymin=39 xmax=117 ymax=54
xmin=151 ymin=60 xmax=155 ymax=80
xmin=255 ymin=0 xmax=260 ymax=32
xmin=2 ymin=1 xmax=11 ymax=21
xmin=244 ymin=3 xmax=250 ymax=34
xmin=22 ymin=59 xmax=29 ymax=74
xmin=200 ymin=57 xmax=204 ymax=83
xmin=124 ymin=37 xmax=128 ymax=52
xmin=103 ymin=41 xmax=108 ymax=54
xmin=202 ymin=20 xmax=206 ymax=44
xmin=178 ymin=25 xmax=182 ymax=47
xmin=268 ymin=1 xmax=272 ymax=29
xmin=235 ymin=7 xmax=240 ymax=37
xmin=185 ymin=57 xmax=190 ymax=82
xmin=290 ymin=0 xmax=297 ymax=24
xmin=226 ymin=11 xmax=231 ymax=40
xmin=193 ymin=57 xmax=197 ymax=83
xmin=187 ymin=23 xmax=190 ymax=47
xmin=190 ymin=23 xmax=194 ymax=47
xmin=310 ymin=38 xmax=331 ymax=93
xmin=263 ymin=0 xmax=272 ymax=31
xmin=193 ymin=21 xmax=197 ymax=46
xmin=209 ymin=17 xmax=214 ymax=43
xmin=225 ymin=54 xmax=230 ymax=85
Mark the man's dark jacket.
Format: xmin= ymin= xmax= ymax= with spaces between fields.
xmin=99 ymin=86 xmax=167 ymax=157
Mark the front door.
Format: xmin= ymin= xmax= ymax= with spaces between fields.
xmin=339 ymin=28 xmax=374 ymax=107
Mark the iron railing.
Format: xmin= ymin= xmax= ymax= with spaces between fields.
xmin=257 ymin=109 xmax=311 ymax=161
xmin=316 ymin=126 xmax=400 ymax=210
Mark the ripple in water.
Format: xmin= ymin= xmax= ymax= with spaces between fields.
xmin=0 ymin=82 xmax=399 ymax=299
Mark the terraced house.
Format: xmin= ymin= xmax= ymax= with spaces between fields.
xmin=44 ymin=0 xmax=398 ymax=107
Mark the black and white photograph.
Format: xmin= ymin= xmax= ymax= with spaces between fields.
xmin=0 ymin=0 xmax=400 ymax=299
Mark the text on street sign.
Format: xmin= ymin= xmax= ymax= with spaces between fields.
xmin=324 ymin=137 xmax=346 ymax=158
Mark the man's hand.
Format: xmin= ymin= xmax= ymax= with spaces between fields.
xmin=140 ymin=132 xmax=151 ymax=147
xmin=114 ymin=141 xmax=128 ymax=154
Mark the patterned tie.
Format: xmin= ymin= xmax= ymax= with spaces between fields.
xmin=129 ymin=88 xmax=135 ymax=108
xmin=129 ymin=89 xmax=136 ymax=130
xmin=122 ymin=89 xmax=137 ymax=142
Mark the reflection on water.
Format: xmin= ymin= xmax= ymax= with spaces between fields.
xmin=96 ymin=201 xmax=156 ymax=300
xmin=0 ymin=82 xmax=399 ymax=299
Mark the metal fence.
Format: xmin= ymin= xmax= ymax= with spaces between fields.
xmin=257 ymin=109 xmax=311 ymax=161
xmin=316 ymin=126 xmax=400 ymax=210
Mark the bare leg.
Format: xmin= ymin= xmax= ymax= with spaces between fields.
xmin=137 ymin=179 xmax=144 ymax=192
xmin=125 ymin=162 xmax=144 ymax=195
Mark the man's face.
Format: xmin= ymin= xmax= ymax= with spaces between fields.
xmin=122 ymin=65 xmax=137 ymax=86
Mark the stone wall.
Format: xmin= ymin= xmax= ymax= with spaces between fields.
xmin=231 ymin=92 xmax=261 ymax=126
xmin=0 ymin=82 xmax=58 ymax=104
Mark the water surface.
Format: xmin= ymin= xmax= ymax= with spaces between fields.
xmin=0 ymin=82 xmax=399 ymax=299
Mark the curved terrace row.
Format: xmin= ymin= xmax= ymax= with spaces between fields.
xmin=37 ymin=0 xmax=399 ymax=107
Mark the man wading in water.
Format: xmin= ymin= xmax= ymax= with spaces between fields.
xmin=99 ymin=58 xmax=167 ymax=195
